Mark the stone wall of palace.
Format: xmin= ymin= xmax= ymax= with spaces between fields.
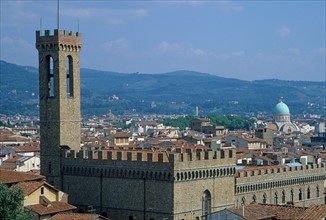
xmin=60 ymin=149 xmax=237 ymax=220
xmin=235 ymin=164 xmax=326 ymax=207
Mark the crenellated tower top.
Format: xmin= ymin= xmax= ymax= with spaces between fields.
xmin=36 ymin=29 xmax=82 ymax=52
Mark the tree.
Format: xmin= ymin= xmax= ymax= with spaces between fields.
xmin=0 ymin=182 xmax=34 ymax=220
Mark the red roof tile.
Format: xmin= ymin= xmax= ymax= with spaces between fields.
xmin=13 ymin=180 xmax=57 ymax=196
xmin=228 ymin=203 xmax=306 ymax=220
xmin=12 ymin=145 xmax=40 ymax=152
xmin=113 ymin=132 xmax=130 ymax=138
xmin=298 ymin=204 xmax=326 ymax=220
xmin=50 ymin=213 xmax=109 ymax=220
xmin=0 ymin=169 xmax=44 ymax=184
xmin=27 ymin=201 xmax=76 ymax=215
xmin=0 ymin=164 xmax=16 ymax=170
xmin=193 ymin=118 xmax=210 ymax=122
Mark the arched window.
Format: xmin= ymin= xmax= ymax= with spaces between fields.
xmin=299 ymin=189 xmax=302 ymax=201
xmin=202 ymin=190 xmax=211 ymax=219
xmin=241 ymin=197 xmax=246 ymax=206
xmin=66 ymin=56 xmax=73 ymax=97
xmin=307 ymin=187 xmax=310 ymax=199
xmin=316 ymin=186 xmax=320 ymax=198
xmin=274 ymin=192 xmax=278 ymax=205
xmin=282 ymin=191 xmax=286 ymax=204
xmin=252 ymin=195 xmax=256 ymax=203
xmin=262 ymin=194 xmax=267 ymax=204
xmin=290 ymin=190 xmax=294 ymax=202
xmin=46 ymin=55 xmax=54 ymax=97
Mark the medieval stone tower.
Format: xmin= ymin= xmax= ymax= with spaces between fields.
xmin=36 ymin=29 xmax=82 ymax=188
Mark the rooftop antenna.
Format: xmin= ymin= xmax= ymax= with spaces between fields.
xmin=57 ymin=0 xmax=60 ymax=30
xmin=40 ymin=18 xmax=42 ymax=31
xmin=77 ymin=19 xmax=79 ymax=32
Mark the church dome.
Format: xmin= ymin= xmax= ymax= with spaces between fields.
xmin=274 ymin=101 xmax=290 ymax=115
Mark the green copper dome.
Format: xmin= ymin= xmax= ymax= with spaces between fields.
xmin=274 ymin=101 xmax=290 ymax=115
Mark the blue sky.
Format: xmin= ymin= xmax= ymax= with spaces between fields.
xmin=1 ymin=1 xmax=325 ymax=81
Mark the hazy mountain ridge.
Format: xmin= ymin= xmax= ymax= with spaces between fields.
xmin=0 ymin=60 xmax=324 ymax=116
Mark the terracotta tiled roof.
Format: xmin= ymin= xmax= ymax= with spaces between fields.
xmin=50 ymin=213 xmax=109 ymax=220
xmin=3 ymin=155 xmax=25 ymax=163
xmin=193 ymin=118 xmax=210 ymax=122
xmin=236 ymin=154 xmax=244 ymax=160
xmin=27 ymin=169 xmax=41 ymax=175
xmin=191 ymin=136 xmax=203 ymax=140
xmin=0 ymin=164 xmax=16 ymax=170
xmin=13 ymin=180 xmax=47 ymax=196
xmin=27 ymin=201 xmax=76 ymax=215
xmin=298 ymin=204 xmax=326 ymax=220
xmin=0 ymin=169 xmax=44 ymax=184
xmin=237 ymin=147 xmax=251 ymax=154
xmin=114 ymin=132 xmax=130 ymax=138
xmin=12 ymin=145 xmax=40 ymax=152
xmin=228 ymin=203 xmax=306 ymax=220
xmin=0 ymin=134 xmax=29 ymax=142
xmin=287 ymin=152 xmax=301 ymax=158
xmin=194 ymin=145 xmax=208 ymax=150
xmin=266 ymin=123 xmax=278 ymax=130
xmin=256 ymin=156 xmax=275 ymax=163
xmin=241 ymin=136 xmax=266 ymax=143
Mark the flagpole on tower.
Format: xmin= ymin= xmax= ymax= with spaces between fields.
xmin=57 ymin=0 xmax=60 ymax=30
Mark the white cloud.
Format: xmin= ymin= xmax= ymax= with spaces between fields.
xmin=276 ymin=26 xmax=291 ymax=38
xmin=155 ymin=1 xmax=206 ymax=6
xmin=154 ymin=0 xmax=243 ymax=11
xmin=0 ymin=1 xmax=38 ymax=28
xmin=156 ymin=41 xmax=209 ymax=57
xmin=288 ymin=48 xmax=300 ymax=55
xmin=217 ymin=0 xmax=243 ymax=12
xmin=132 ymin=9 xmax=149 ymax=17
xmin=311 ymin=47 xmax=326 ymax=56
xmin=216 ymin=51 xmax=245 ymax=60
xmin=155 ymin=41 xmax=244 ymax=60
xmin=62 ymin=8 xmax=148 ymax=26
xmin=103 ymin=38 xmax=129 ymax=52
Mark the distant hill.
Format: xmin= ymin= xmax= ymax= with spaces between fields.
xmin=0 ymin=60 xmax=324 ymax=116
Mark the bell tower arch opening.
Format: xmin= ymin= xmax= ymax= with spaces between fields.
xmin=66 ymin=55 xmax=74 ymax=97
xmin=46 ymin=55 xmax=55 ymax=97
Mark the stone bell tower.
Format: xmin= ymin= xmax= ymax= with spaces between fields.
xmin=36 ymin=29 xmax=82 ymax=188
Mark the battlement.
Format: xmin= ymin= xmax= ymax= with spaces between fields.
xmin=36 ymin=29 xmax=81 ymax=38
xmin=62 ymin=148 xmax=236 ymax=168
xmin=36 ymin=29 xmax=82 ymax=51
xmin=64 ymin=149 xmax=170 ymax=163
xmin=236 ymin=163 xmax=326 ymax=178
xmin=61 ymin=149 xmax=236 ymax=182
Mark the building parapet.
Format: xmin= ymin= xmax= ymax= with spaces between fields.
xmin=236 ymin=163 xmax=326 ymax=178
xmin=63 ymin=148 xmax=235 ymax=161
xmin=36 ymin=29 xmax=81 ymax=38
xmin=61 ymin=149 xmax=237 ymax=183
xmin=62 ymin=149 xmax=236 ymax=170
xmin=36 ymin=29 xmax=82 ymax=52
